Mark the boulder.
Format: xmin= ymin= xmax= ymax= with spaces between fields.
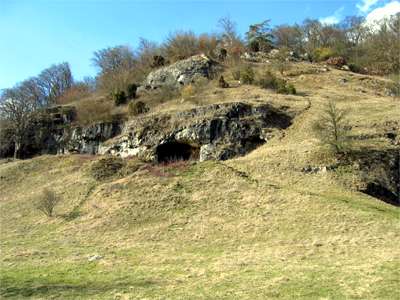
xmin=143 ymin=54 xmax=219 ymax=90
xmin=99 ymin=102 xmax=293 ymax=162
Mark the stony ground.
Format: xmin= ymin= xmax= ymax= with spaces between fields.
xmin=1 ymin=61 xmax=399 ymax=299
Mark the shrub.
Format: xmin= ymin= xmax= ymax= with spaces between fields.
xmin=163 ymin=31 xmax=199 ymax=62
xmin=35 ymin=188 xmax=61 ymax=217
xmin=313 ymin=47 xmax=336 ymax=62
xmin=231 ymin=67 xmax=241 ymax=80
xmin=273 ymin=47 xmax=291 ymax=75
xmin=112 ymin=90 xmax=127 ymax=106
xmin=348 ymin=63 xmax=363 ymax=73
xmin=181 ymin=84 xmax=196 ymax=99
xmin=286 ymin=83 xmax=297 ymax=95
xmin=256 ymin=71 xmax=296 ymax=95
xmin=240 ymin=66 xmax=255 ymax=84
xmin=218 ymin=76 xmax=229 ymax=88
xmin=127 ymin=83 xmax=138 ymax=99
xmin=386 ymin=77 xmax=400 ymax=97
xmin=128 ymin=101 xmax=149 ymax=116
xmin=275 ymin=78 xmax=289 ymax=94
xmin=89 ymin=156 xmax=125 ymax=180
xmin=257 ymin=70 xmax=277 ymax=89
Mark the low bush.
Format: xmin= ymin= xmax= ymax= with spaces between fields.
xmin=348 ymin=63 xmax=363 ymax=74
xmin=89 ymin=156 xmax=125 ymax=180
xmin=128 ymin=101 xmax=149 ymax=116
xmin=218 ymin=75 xmax=229 ymax=88
xmin=35 ymin=188 xmax=61 ymax=217
xmin=313 ymin=47 xmax=336 ymax=62
xmin=112 ymin=90 xmax=127 ymax=106
xmin=256 ymin=71 xmax=296 ymax=94
xmin=240 ymin=65 xmax=255 ymax=84
xmin=127 ymin=83 xmax=138 ymax=99
xmin=231 ymin=67 xmax=241 ymax=80
xmin=386 ymin=76 xmax=400 ymax=97
xmin=181 ymin=84 xmax=196 ymax=99
xmin=257 ymin=70 xmax=277 ymax=89
xmin=286 ymin=83 xmax=297 ymax=95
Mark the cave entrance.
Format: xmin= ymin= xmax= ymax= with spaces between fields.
xmin=156 ymin=142 xmax=200 ymax=163
xmin=241 ymin=136 xmax=266 ymax=153
xmin=361 ymin=183 xmax=399 ymax=207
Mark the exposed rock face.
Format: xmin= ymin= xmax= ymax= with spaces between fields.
xmin=143 ymin=54 xmax=219 ymax=90
xmin=99 ymin=102 xmax=293 ymax=162
xmin=3 ymin=106 xmax=124 ymax=157
xmin=351 ymin=149 xmax=400 ymax=206
xmin=59 ymin=122 xmax=123 ymax=155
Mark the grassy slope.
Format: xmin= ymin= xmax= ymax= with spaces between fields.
xmin=1 ymin=63 xmax=399 ymax=299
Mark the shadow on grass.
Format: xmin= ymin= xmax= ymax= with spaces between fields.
xmin=1 ymin=279 xmax=157 ymax=298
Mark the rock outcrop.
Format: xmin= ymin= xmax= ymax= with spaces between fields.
xmin=99 ymin=102 xmax=293 ymax=162
xmin=59 ymin=122 xmax=123 ymax=155
xmin=143 ymin=54 xmax=219 ymax=90
xmin=351 ymin=149 xmax=400 ymax=206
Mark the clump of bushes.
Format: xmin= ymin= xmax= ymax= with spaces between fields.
xmin=256 ymin=71 xmax=296 ymax=94
xmin=348 ymin=63 xmax=363 ymax=74
xmin=111 ymin=90 xmax=127 ymax=106
xmin=231 ymin=65 xmax=255 ymax=84
xmin=127 ymin=83 xmax=138 ymax=99
xmin=89 ymin=156 xmax=125 ymax=180
xmin=240 ymin=65 xmax=256 ymax=84
xmin=35 ymin=188 xmax=62 ymax=217
xmin=312 ymin=47 xmax=336 ymax=62
xmin=128 ymin=101 xmax=149 ymax=116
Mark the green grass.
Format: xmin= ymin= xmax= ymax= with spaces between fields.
xmin=1 ymin=64 xmax=399 ymax=299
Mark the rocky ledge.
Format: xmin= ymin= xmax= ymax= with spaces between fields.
xmin=99 ymin=102 xmax=293 ymax=162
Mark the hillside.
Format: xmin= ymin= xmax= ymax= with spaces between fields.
xmin=1 ymin=60 xmax=399 ymax=299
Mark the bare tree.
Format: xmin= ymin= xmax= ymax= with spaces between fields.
xmin=218 ymin=16 xmax=240 ymax=47
xmin=35 ymin=188 xmax=61 ymax=217
xmin=35 ymin=62 xmax=73 ymax=105
xmin=93 ymin=45 xmax=139 ymax=93
xmin=272 ymin=24 xmax=304 ymax=52
xmin=92 ymin=45 xmax=136 ymax=74
xmin=0 ymin=86 xmax=39 ymax=159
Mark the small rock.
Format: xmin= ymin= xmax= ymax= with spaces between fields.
xmin=88 ymin=254 xmax=103 ymax=262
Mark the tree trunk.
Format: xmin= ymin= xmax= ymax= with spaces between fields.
xmin=13 ymin=141 xmax=20 ymax=160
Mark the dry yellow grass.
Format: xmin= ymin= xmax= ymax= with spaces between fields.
xmin=1 ymin=61 xmax=399 ymax=299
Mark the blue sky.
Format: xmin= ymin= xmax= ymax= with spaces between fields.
xmin=0 ymin=0 xmax=398 ymax=89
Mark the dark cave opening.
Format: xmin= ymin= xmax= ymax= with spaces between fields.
xmin=362 ymin=182 xmax=399 ymax=206
xmin=156 ymin=142 xmax=200 ymax=163
xmin=241 ymin=136 xmax=266 ymax=153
